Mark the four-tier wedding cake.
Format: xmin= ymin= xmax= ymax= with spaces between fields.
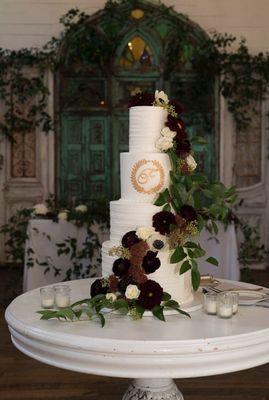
xmin=101 ymin=103 xmax=193 ymax=305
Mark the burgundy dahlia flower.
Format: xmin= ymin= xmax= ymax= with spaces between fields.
xmin=180 ymin=205 xmax=197 ymax=222
xmin=175 ymin=139 xmax=191 ymax=157
xmin=112 ymin=258 xmax=131 ymax=277
xmin=142 ymin=251 xmax=161 ymax=274
xmin=122 ymin=230 xmax=140 ymax=249
xmin=118 ymin=275 xmax=135 ymax=295
xmin=137 ymin=280 xmax=163 ymax=310
xmin=90 ymin=278 xmax=108 ymax=297
xmin=153 ymin=211 xmax=176 ymax=235
xmin=128 ymin=92 xmax=155 ymax=108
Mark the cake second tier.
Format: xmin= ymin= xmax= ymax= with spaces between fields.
xmin=120 ymin=152 xmax=171 ymax=203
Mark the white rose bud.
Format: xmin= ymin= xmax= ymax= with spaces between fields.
xmin=136 ymin=226 xmax=155 ymax=240
xmin=161 ymin=126 xmax=176 ymax=139
xmin=75 ymin=204 xmax=87 ymax=213
xmin=125 ymin=284 xmax=140 ymax=300
xmin=106 ymin=293 xmax=117 ymax=302
xmin=58 ymin=211 xmax=68 ymax=221
xmin=155 ymin=90 xmax=169 ymax=104
xmin=186 ymin=155 xmax=197 ymax=172
xmin=156 ymin=136 xmax=174 ymax=151
xmin=33 ymin=203 xmax=48 ymax=215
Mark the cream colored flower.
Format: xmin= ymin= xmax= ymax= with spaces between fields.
xmin=106 ymin=293 xmax=117 ymax=302
xmin=161 ymin=126 xmax=176 ymax=139
xmin=125 ymin=284 xmax=140 ymax=300
xmin=156 ymin=136 xmax=173 ymax=151
xmin=186 ymin=155 xmax=197 ymax=172
xmin=33 ymin=203 xmax=48 ymax=215
xmin=58 ymin=211 xmax=68 ymax=221
xmin=147 ymin=233 xmax=168 ymax=252
xmin=136 ymin=226 xmax=155 ymax=241
xmin=155 ymin=90 xmax=169 ymax=104
xmin=75 ymin=204 xmax=87 ymax=213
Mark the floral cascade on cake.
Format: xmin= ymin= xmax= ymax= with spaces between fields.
xmin=38 ymin=90 xmax=235 ymax=326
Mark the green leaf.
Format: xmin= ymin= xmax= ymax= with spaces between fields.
xmin=180 ymin=260 xmax=192 ymax=274
xmin=212 ymin=220 xmax=219 ymax=235
xmin=206 ymin=256 xmax=219 ymax=266
xmin=162 ymin=292 xmax=171 ymax=301
xmin=152 ymin=305 xmax=165 ymax=321
xmin=172 ymin=307 xmax=191 ymax=318
xmin=191 ymin=268 xmax=201 ymax=291
xmin=154 ymin=189 xmax=170 ymax=206
xmin=114 ymin=299 xmax=129 ymax=310
xmin=95 ymin=313 xmax=105 ymax=327
xmin=162 ymin=203 xmax=171 ymax=212
xmin=170 ymin=246 xmax=186 ymax=263
xmin=197 ymin=214 xmax=205 ymax=232
xmin=164 ymin=299 xmax=179 ymax=308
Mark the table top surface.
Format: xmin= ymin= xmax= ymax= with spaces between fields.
xmin=5 ymin=278 xmax=269 ymax=379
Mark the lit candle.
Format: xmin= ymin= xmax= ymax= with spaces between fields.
xmin=217 ymin=294 xmax=233 ymax=319
xmin=204 ymin=293 xmax=217 ymax=315
xmin=40 ymin=287 xmax=54 ymax=309
xmin=54 ymin=285 xmax=71 ymax=308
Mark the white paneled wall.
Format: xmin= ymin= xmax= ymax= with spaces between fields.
xmin=0 ymin=0 xmax=269 ymax=51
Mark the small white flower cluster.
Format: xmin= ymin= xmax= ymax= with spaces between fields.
xmin=156 ymin=126 xmax=176 ymax=152
xmin=33 ymin=203 xmax=48 ymax=215
xmin=75 ymin=204 xmax=88 ymax=213
xmin=185 ymin=155 xmax=197 ymax=172
xmin=136 ymin=226 xmax=168 ymax=252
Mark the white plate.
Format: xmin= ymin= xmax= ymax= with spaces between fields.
xmin=236 ymin=291 xmax=268 ymax=305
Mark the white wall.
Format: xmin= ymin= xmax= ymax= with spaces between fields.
xmin=0 ymin=0 xmax=269 ymax=52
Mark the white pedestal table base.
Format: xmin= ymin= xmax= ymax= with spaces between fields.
xmin=122 ymin=378 xmax=183 ymax=400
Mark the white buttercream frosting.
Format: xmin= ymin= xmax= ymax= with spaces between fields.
xmin=129 ymin=106 xmax=168 ymax=152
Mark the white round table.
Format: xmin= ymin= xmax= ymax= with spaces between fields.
xmin=5 ymin=278 xmax=269 ymax=400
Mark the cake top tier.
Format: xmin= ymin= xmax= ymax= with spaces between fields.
xmin=129 ymin=106 xmax=168 ymax=153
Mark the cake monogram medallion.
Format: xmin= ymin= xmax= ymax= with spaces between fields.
xmin=131 ymin=159 xmax=165 ymax=194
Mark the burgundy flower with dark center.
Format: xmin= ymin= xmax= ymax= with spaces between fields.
xmin=118 ymin=275 xmax=135 ymax=295
xmin=137 ymin=280 xmax=163 ymax=310
xmin=108 ymin=274 xmax=119 ymax=292
xmin=122 ymin=230 xmax=140 ymax=249
xmin=90 ymin=278 xmax=108 ymax=298
xmin=166 ymin=115 xmax=187 ymax=141
xmin=180 ymin=205 xmax=197 ymax=222
xmin=128 ymin=92 xmax=155 ymax=108
xmin=142 ymin=251 xmax=161 ymax=274
xmin=175 ymin=139 xmax=191 ymax=157
xmin=153 ymin=211 xmax=176 ymax=235
xmin=112 ymin=258 xmax=131 ymax=278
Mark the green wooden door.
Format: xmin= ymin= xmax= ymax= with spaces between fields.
xmin=60 ymin=115 xmax=111 ymax=201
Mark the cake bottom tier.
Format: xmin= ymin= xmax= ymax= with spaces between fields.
xmin=102 ymin=240 xmax=194 ymax=305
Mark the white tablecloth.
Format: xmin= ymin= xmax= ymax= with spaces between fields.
xmin=23 ymin=220 xmax=239 ymax=292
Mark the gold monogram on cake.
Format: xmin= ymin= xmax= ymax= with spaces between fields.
xmin=131 ymin=159 xmax=165 ymax=194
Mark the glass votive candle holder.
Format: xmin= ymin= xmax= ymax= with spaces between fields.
xmin=54 ymin=285 xmax=71 ymax=308
xmin=229 ymin=292 xmax=239 ymax=314
xmin=204 ymin=292 xmax=218 ymax=315
xmin=217 ymin=293 xmax=233 ymax=319
xmin=40 ymin=287 xmax=54 ymax=308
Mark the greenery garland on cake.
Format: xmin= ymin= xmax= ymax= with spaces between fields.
xmin=38 ymin=91 xmax=236 ymax=326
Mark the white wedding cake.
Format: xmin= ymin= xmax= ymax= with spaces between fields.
xmin=102 ymin=105 xmax=194 ymax=305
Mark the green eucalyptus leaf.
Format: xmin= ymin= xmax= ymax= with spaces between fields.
xmin=162 ymin=292 xmax=171 ymax=301
xmin=180 ymin=260 xmax=192 ymax=274
xmin=152 ymin=305 xmax=165 ymax=322
xmin=206 ymin=256 xmax=219 ymax=266
xmin=191 ymin=267 xmax=201 ymax=291
xmin=170 ymin=246 xmax=186 ymax=263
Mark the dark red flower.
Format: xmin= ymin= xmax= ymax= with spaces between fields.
xmin=180 ymin=205 xmax=197 ymax=221
xmin=112 ymin=258 xmax=131 ymax=277
xmin=90 ymin=278 xmax=108 ymax=297
xmin=166 ymin=115 xmax=187 ymax=141
xmin=108 ymin=275 xmax=119 ymax=292
xmin=153 ymin=211 xmax=176 ymax=235
xmin=175 ymin=139 xmax=191 ymax=157
xmin=129 ymin=265 xmax=148 ymax=284
xmin=137 ymin=280 xmax=163 ymax=310
xmin=129 ymin=241 xmax=149 ymax=267
xmin=142 ymin=251 xmax=161 ymax=274
xmin=128 ymin=92 xmax=155 ymax=108
xmin=122 ymin=230 xmax=140 ymax=248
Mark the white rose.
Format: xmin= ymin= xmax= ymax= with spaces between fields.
xmin=186 ymin=155 xmax=197 ymax=172
xmin=125 ymin=284 xmax=140 ymax=300
xmin=106 ymin=293 xmax=117 ymax=302
xmin=33 ymin=203 xmax=48 ymax=215
xmin=75 ymin=204 xmax=87 ymax=213
xmin=161 ymin=126 xmax=176 ymax=139
xmin=156 ymin=136 xmax=173 ymax=151
xmin=155 ymin=90 xmax=169 ymax=104
xmin=136 ymin=226 xmax=155 ymax=240
xmin=147 ymin=233 xmax=168 ymax=252
xmin=58 ymin=211 xmax=68 ymax=221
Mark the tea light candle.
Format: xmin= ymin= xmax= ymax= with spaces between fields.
xmin=40 ymin=287 xmax=54 ymax=309
xmin=217 ymin=293 xmax=233 ymax=319
xmin=54 ymin=285 xmax=71 ymax=308
xmin=204 ymin=293 xmax=217 ymax=315
xmin=229 ymin=292 xmax=239 ymax=314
